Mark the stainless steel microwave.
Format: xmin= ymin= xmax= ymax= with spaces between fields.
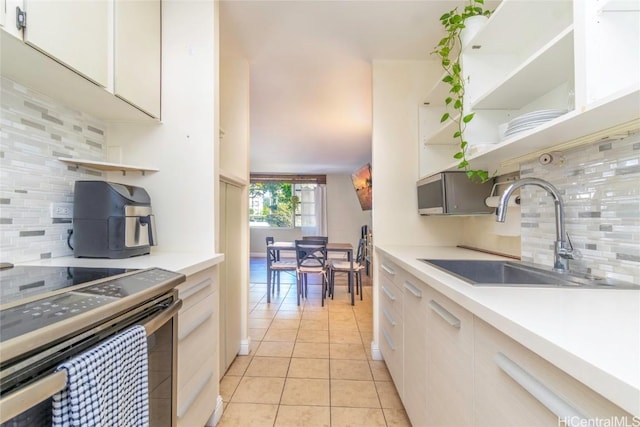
xmin=417 ymin=172 xmax=494 ymax=215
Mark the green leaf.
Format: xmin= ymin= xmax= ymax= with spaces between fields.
xmin=463 ymin=113 xmax=475 ymax=123
xmin=466 ymin=170 xmax=476 ymax=179
xmin=442 ymin=75 xmax=453 ymax=83
xmin=461 ymin=140 xmax=468 ymax=149
xmin=454 ymin=99 xmax=462 ymax=109
xmin=451 ymin=15 xmax=462 ymax=24
xmin=453 ymin=152 xmax=464 ymax=159
xmin=452 ymin=63 xmax=461 ymax=74
xmin=477 ymin=170 xmax=489 ymax=182
xmin=453 ymin=131 xmax=461 ymax=138
xmin=458 ymin=161 xmax=469 ymax=169
xmin=440 ymin=113 xmax=450 ymax=122
xmin=445 ymin=97 xmax=452 ymax=105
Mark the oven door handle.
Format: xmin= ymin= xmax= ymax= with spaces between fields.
xmin=142 ymin=298 xmax=182 ymax=336
xmin=0 ymin=298 xmax=182 ymax=424
xmin=0 ymin=370 xmax=67 ymax=424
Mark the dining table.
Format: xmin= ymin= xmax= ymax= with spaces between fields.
xmin=266 ymin=241 xmax=355 ymax=305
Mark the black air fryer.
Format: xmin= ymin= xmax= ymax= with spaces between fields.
xmin=73 ymin=181 xmax=157 ymax=258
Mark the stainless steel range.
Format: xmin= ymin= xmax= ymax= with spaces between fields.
xmin=0 ymin=264 xmax=185 ymax=426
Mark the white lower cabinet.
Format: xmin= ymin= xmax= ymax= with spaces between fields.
xmin=473 ymin=318 xmax=633 ymax=426
xmin=378 ymin=260 xmax=632 ymax=427
xmin=176 ymin=267 xmax=219 ymax=427
xmin=425 ymin=288 xmax=474 ymax=426
xmin=401 ymin=276 xmax=428 ymax=427
xmin=379 ymin=259 xmax=403 ymax=394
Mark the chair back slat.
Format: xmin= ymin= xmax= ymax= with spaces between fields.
xmin=295 ymin=239 xmax=327 ymax=269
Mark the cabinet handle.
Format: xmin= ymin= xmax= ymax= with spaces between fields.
xmin=382 ymin=285 xmax=396 ymax=301
xmin=494 ymin=352 xmax=588 ymax=423
xmin=177 ymin=370 xmax=214 ymax=419
xmin=382 ymin=307 xmax=396 ymax=326
xmin=403 ymin=281 xmax=422 ymax=298
xmin=381 ymin=264 xmax=396 ymax=275
xmin=429 ymin=300 xmax=460 ymax=329
xmin=180 ymin=277 xmax=212 ymax=300
xmin=178 ymin=307 xmax=213 ymax=341
xmin=382 ymin=327 xmax=396 ymax=351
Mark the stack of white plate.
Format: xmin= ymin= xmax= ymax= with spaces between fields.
xmin=503 ymin=109 xmax=567 ymax=138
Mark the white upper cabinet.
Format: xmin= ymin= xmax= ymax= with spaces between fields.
xmin=419 ymin=0 xmax=640 ymax=179
xmin=23 ymin=0 xmax=110 ymax=88
xmin=0 ymin=0 xmax=161 ymax=121
xmin=2 ymin=0 xmax=25 ymax=39
xmin=114 ymin=0 xmax=161 ymax=118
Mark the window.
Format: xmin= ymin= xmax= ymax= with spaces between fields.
xmin=249 ymin=174 xmax=325 ymax=228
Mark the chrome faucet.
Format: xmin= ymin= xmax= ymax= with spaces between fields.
xmin=496 ymin=177 xmax=579 ymax=273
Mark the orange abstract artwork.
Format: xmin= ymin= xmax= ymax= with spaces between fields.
xmin=351 ymin=163 xmax=372 ymax=211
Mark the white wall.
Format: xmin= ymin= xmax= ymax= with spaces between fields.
xmin=371 ymin=60 xmax=463 ymax=248
xmin=106 ymin=0 xmax=218 ymax=254
xmin=326 ymin=174 xmax=372 ymax=251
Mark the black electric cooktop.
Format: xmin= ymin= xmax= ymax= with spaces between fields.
xmin=0 ymin=265 xmax=132 ymax=305
xmin=0 ymin=265 xmax=183 ymax=346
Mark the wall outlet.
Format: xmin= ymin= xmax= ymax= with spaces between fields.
xmin=51 ymin=202 xmax=73 ymax=219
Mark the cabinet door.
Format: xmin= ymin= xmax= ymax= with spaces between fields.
xmin=114 ymin=0 xmax=161 ymax=118
xmin=425 ymin=289 xmax=474 ymax=426
xmin=3 ymin=0 xmax=24 ymax=39
xmin=378 ymin=261 xmax=403 ymax=392
xmin=23 ymin=0 xmax=110 ymax=87
xmin=402 ymin=276 xmax=428 ymax=427
xmin=474 ymin=318 xmax=633 ymax=426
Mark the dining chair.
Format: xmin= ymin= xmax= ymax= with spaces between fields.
xmin=266 ymin=236 xmax=296 ymax=296
xmin=329 ymin=238 xmax=366 ymax=301
xmin=294 ymin=239 xmax=329 ymax=306
xmin=302 ymin=235 xmax=328 ymax=243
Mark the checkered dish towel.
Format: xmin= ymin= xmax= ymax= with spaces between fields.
xmin=52 ymin=325 xmax=150 ymax=427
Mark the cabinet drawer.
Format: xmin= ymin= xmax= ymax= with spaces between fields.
xmin=474 ymin=318 xmax=633 ymax=426
xmin=379 ymin=258 xmax=399 ymax=282
xmin=380 ymin=323 xmax=403 ymax=396
xmin=177 ymin=268 xmax=215 ymax=311
xmin=178 ymin=293 xmax=216 ymax=390
xmin=379 ymin=274 xmax=402 ymax=318
xmin=177 ymin=353 xmax=217 ymax=427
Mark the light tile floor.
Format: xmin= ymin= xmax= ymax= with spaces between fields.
xmin=217 ymin=259 xmax=411 ymax=427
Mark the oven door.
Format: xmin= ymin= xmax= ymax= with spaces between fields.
xmin=0 ymin=293 xmax=181 ymax=427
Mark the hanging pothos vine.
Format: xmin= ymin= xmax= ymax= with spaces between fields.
xmin=432 ymin=0 xmax=492 ymax=183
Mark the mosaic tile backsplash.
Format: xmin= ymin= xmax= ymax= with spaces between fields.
xmin=520 ymin=131 xmax=640 ymax=285
xmin=0 ymin=77 xmax=106 ymax=263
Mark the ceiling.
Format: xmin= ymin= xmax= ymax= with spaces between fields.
xmin=219 ymin=0 xmax=466 ymax=175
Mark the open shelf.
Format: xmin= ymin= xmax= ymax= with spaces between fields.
xmin=421 ymin=86 xmax=640 ymax=177
xmin=57 ymin=157 xmax=159 ymax=175
xmin=471 ymin=26 xmax=574 ymax=110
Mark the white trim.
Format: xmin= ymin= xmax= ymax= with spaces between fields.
xmin=207 ymin=395 xmax=224 ymax=426
xmin=370 ymin=341 xmax=383 ymax=360
xmin=239 ymin=338 xmax=251 ymax=355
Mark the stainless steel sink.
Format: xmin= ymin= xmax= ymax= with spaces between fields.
xmin=419 ymin=259 xmax=638 ymax=289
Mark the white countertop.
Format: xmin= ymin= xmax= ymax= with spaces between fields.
xmin=376 ymin=245 xmax=640 ymax=416
xmin=19 ymin=250 xmax=225 ymax=277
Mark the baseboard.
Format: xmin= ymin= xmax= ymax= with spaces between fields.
xmin=370 ymin=340 xmax=383 ymax=360
xmin=207 ymin=395 xmax=224 ymax=426
xmin=239 ymin=338 xmax=251 ymax=356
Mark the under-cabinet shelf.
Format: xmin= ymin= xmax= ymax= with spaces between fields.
xmin=57 ymin=157 xmax=159 ymax=175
